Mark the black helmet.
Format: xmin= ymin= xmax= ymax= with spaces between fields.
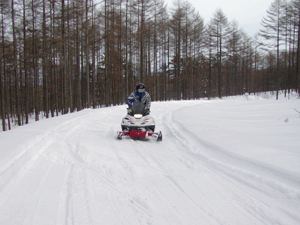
xmin=136 ymin=83 xmax=145 ymax=93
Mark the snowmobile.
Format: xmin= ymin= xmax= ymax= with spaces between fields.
xmin=117 ymin=101 xmax=162 ymax=141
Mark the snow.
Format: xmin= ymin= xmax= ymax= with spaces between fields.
xmin=0 ymin=92 xmax=300 ymax=225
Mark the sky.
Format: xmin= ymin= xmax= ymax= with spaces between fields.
xmin=165 ymin=0 xmax=275 ymax=37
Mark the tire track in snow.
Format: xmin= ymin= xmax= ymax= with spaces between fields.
xmin=52 ymin=108 xmax=151 ymax=224
xmin=101 ymin=106 xmax=214 ymax=224
xmin=59 ymin=118 xmax=155 ymax=224
xmin=108 ymin=105 xmax=225 ymax=224
xmin=0 ymin=111 xmax=92 ymax=225
xmin=156 ymin=108 xmax=243 ymax=221
xmin=0 ymin=111 xmax=92 ymax=193
xmin=0 ymin=149 xmax=69 ymax=225
xmin=1 ymin=102 xmax=299 ymax=224
xmin=40 ymin=107 xmax=155 ymax=224
xmin=159 ymin=110 xmax=261 ymax=224
xmin=162 ymin=105 xmax=300 ymax=224
xmin=63 ymin=146 xmax=154 ymax=222
xmin=170 ymin=107 xmax=300 ymax=198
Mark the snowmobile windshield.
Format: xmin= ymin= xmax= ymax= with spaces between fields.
xmin=132 ymin=102 xmax=146 ymax=115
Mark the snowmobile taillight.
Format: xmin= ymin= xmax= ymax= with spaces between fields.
xmin=134 ymin=114 xmax=142 ymax=119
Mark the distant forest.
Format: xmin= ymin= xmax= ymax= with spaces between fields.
xmin=0 ymin=0 xmax=299 ymax=131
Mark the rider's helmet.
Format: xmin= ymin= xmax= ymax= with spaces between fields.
xmin=136 ymin=83 xmax=145 ymax=94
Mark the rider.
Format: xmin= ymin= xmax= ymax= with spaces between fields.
xmin=127 ymin=83 xmax=151 ymax=114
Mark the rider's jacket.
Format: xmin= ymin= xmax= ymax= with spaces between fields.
xmin=127 ymin=91 xmax=151 ymax=109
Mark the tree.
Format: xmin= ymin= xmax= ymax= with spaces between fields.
xmin=170 ymin=0 xmax=188 ymax=100
xmin=292 ymin=0 xmax=300 ymax=94
xmin=1 ymin=0 xmax=296 ymax=132
xmin=11 ymin=0 xmax=21 ymax=126
xmin=259 ymin=0 xmax=286 ymax=99
xmin=208 ymin=9 xmax=229 ymax=98
xmin=190 ymin=12 xmax=205 ymax=99
xmin=226 ymin=20 xmax=242 ymax=96
xmin=0 ymin=0 xmax=9 ymax=130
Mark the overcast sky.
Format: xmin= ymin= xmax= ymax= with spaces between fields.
xmin=165 ymin=0 xmax=275 ymax=37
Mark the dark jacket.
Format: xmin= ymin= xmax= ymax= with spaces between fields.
xmin=127 ymin=91 xmax=151 ymax=108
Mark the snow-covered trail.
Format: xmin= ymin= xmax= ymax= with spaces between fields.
xmin=0 ymin=95 xmax=299 ymax=225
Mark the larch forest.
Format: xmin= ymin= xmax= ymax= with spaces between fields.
xmin=1 ymin=0 xmax=300 ymax=131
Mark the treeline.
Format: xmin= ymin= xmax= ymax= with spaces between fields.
xmin=0 ymin=0 xmax=299 ymax=131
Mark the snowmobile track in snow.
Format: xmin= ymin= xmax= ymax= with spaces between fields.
xmin=0 ymin=96 xmax=299 ymax=225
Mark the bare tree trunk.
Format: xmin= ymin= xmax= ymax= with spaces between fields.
xmin=208 ymin=48 xmax=212 ymax=99
xmin=104 ymin=0 xmax=108 ymax=106
xmin=22 ymin=0 xmax=29 ymax=124
xmin=0 ymin=66 xmax=4 ymax=131
xmin=61 ymin=0 xmax=68 ymax=114
xmin=218 ymin=31 xmax=222 ymax=98
xmin=11 ymin=0 xmax=21 ymax=126
xmin=32 ymin=0 xmax=39 ymax=121
xmin=92 ymin=0 xmax=96 ymax=108
xmin=125 ymin=0 xmax=129 ymax=98
xmin=140 ymin=0 xmax=144 ymax=83
xmin=50 ymin=0 xmax=56 ymax=117
xmin=42 ymin=0 xmax=48 ymax=118
xmin=0 ymin=8 xmax=5 ymax=130
xmin=75 ymin=1 xmax=82 ymax=111
xmin=297 ymin=10 xmax=300 ymax=94
xmin=85 ymin=0 xmax=90 ymax=108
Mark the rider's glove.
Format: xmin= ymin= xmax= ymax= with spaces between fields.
xmin=144 ymin=107 xmax=150 ymax=115
xmin=127 ymin=108 xmax=132 ymax=114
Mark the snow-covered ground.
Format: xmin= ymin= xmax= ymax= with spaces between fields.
xmin=0 ymin=92 xmax=299 ymax=225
